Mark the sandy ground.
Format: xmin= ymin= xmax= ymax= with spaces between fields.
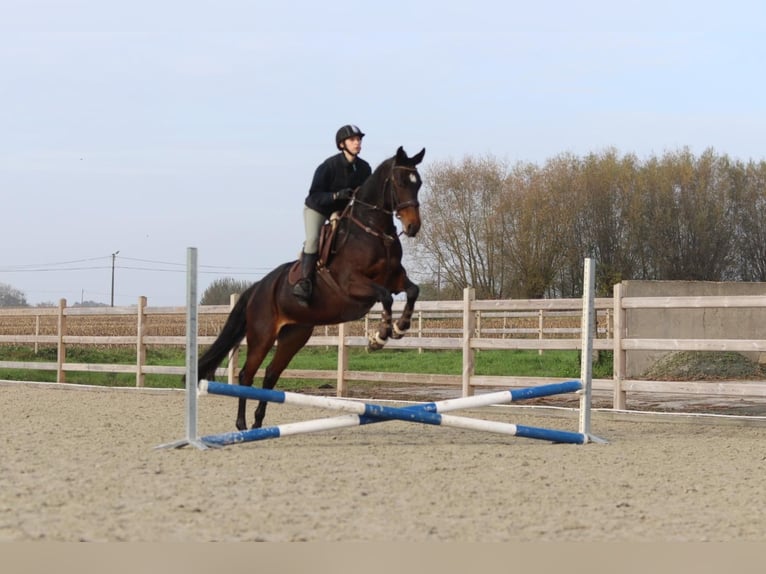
xmin=2 ymin=381 xmax=766 ymax=542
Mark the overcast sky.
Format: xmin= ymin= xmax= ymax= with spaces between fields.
xmin=2 ymin=0 xmax=765 ymax=306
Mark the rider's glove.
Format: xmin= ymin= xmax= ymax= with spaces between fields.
xmin=333 ymin=188 xmax=353 ymax=201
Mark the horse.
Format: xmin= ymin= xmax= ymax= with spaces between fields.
xmin=197 ymin=146 xmax=426 ymax=431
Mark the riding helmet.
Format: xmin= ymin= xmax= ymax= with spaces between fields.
xmin=335 ymin=124 xmax=365 ymax=149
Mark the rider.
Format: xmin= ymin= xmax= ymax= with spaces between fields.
xmin=293 ymin=124 xmax=372 ymax=305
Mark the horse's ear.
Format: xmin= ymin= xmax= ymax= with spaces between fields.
xmin=395 ymin=146 xmax=406 ymax=163
xmin=412 ymin=148 xmax=426 ymax=165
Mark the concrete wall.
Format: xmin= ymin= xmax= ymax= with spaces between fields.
xmin=622 ymin=280 xmax=766 ymax=377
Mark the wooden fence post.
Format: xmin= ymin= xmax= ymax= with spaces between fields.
xmin=417 ymin=310 xmax=423 ymax=354
xmin=57 ymin=298 xmax=66 ymax=383
xmin=462 ymin=287 xmax=476 ymax=397
xmin=34 ymin=315 xmax=40 ymax=355
xmin=538 ymin=309 xmax=544 ymax=355
xmin=336 ymin=321 xmax=348 ymax=396
xmin=612 ymin=283 xmax=627 ymax=410
xmin=227 ymin=293 xmax=238 ymax=384
xmin=136 ymin=296 xmax=147 ymax=387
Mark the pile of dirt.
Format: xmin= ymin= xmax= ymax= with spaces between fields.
xmin=642 ymin=351 xmax=766 ymax=381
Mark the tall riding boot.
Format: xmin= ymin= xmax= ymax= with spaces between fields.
xmin=293 ymin=252 xmax=318 ymax=306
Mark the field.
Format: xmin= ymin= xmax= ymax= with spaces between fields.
xmin=0 ymin=307 xmax=605 ymax=339
xmin=0 ymin=312 xmax=232 ymax=338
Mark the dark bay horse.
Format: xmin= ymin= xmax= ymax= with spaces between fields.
xmin=197 ymin=146 xmax=426 ymax=430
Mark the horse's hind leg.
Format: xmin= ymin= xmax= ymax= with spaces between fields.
xmin=392 ymin=278 xmax=420 ymax=339
xmin=236 ymin=339 xmax=274 ymax=431
xmin=252 ymin=324 xmax=314 ymax=429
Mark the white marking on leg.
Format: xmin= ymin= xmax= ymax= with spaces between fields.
xmin=367 ymin=331 xmax=388 ymax=348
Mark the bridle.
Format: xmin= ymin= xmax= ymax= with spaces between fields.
xmin=346 ymin=164 xmax=421 ymax=244
xmin=385 ymin=165 xmax=421 ymax=214
xmin=352 ymin=165 xmax=420 ymax=217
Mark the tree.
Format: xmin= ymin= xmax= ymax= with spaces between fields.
xmin=73 ymin=300 xmax=108 ymax=307
xmin=0 ymin=283 xmax=28 ymax=307
xmin=415 ymin=156 xmax=509 ymax=298
xmin=570 ymin=149 xmax=641 ymax=295
xmin=501 ymin=158 xmax=572 ymax=298
xmin=732 ymin=159 xmax=766 ymax=281
xmin=413 ymin=147 xmax=764 ymax=300
xmin=201 ymin=277 xmax=252 ymax=305
xmin=638 ymin=149 xmax=736 ymax=281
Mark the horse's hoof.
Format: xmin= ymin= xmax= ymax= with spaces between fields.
xmin=391 ymin=323 xmax=408 ymax=339
xmin=367 ymin=333 xmax=386 ymax=351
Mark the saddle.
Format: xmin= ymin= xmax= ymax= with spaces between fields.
xmin=288 ymin=212 xmax=343 ymax=289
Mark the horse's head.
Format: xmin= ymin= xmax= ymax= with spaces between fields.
xmin=388 ymin=146 xmax=426 ymax=237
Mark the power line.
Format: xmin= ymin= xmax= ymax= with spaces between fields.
xmin=1 ymin=254 xmax=274 ymax=274
xmin=1 ymin=264 xmax=267 ymax=277
xmin=120 ymin=256 xmax=273 ymax=272
xmin=0 ymin=256 xmax=109 ymax=270
xmin=0 ymin=265 xmax=110 ymax=273
xmin=117 ymin=265 xmax=265 ymax=276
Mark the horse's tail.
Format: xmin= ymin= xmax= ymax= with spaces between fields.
xmin=196 ymin=282 xmax=258 ymax=381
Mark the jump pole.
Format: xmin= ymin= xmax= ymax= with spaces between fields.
xmin=198 ymin=257 xmax=605 ymax=447
xmin=198 ymin=379 xmax=590 ymax=446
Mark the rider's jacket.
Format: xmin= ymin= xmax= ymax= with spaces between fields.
xmin=304 ymin=152 xmax=372 ymax=217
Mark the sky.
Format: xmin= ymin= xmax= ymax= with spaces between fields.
xmin=2 ymin=0 xmax=765 ymax=306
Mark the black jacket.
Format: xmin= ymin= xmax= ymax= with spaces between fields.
xmin=304 ymin=152 xmax=372 ymax=217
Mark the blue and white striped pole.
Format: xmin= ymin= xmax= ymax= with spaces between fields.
xmin=198 ymin=379 xmax=588 ymax=446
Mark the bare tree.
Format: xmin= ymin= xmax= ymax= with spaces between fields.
xmin=415 ymin=156 xmax=509 ymax=298
xmin=501 ymin=158 xmax=572 ymax=298
xmin=412 ymin=147 xmax=763 ymax=301
xmin=574 ymin=149 xmax=641 ymax=294
xmin=732 ymin=159 xmax=766 ymax=281
xmin=639 ymin=149 xmax=736 ymax=281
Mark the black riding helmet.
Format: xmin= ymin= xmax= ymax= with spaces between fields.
xmin=335 ymin=124 xmax=365 ymax=150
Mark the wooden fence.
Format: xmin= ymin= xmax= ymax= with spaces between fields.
xmin=1 ymin=289 xmax=766 ymax=411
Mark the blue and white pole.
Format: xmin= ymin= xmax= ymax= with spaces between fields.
xmin=198 ymin=379 xmax=589 ymax=446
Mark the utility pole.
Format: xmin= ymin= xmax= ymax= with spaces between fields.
xmin=111 ymin=250 xmax=120 ymax=306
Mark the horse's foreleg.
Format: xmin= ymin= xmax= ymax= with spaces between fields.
xmin=391 ymin=278 xmax=419 ymax=339
xmin=368 ymin=289 xmax=394 ymax=351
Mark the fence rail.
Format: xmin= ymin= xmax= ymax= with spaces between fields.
xmin=2 ymin=289 xmax=766 ymax=411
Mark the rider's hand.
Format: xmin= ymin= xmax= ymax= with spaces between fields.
xmin=333 ymin=188 xmax=353 ymax=201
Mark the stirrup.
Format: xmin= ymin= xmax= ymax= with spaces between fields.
xmin=293 ymin=279 xmax=312 ymax=304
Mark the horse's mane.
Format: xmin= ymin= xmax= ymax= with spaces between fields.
xmin=356 ymin=155 xmax=394 ymax=201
